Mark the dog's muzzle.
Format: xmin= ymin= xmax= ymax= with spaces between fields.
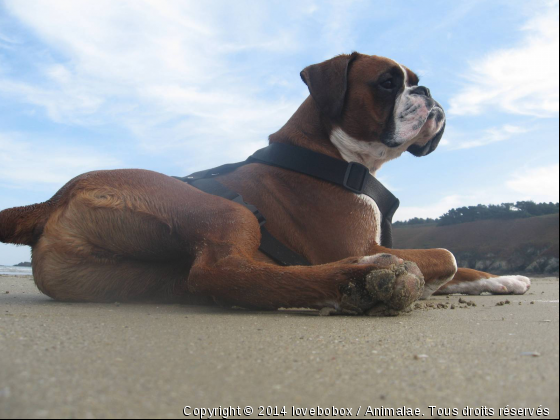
xmin=407 ymin=99 xmax=446 ymax=157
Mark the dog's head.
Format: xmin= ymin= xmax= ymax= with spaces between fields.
xmin=300 ymin=52 xmax=446 ymax=171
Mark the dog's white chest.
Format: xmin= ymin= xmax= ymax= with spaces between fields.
xmin=356 ymin=194 xmax=383 ymax=245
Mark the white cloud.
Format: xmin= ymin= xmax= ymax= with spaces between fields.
xmin=395 ymin=195 xmax=468 ymax=221
xmin=0 ymin=79 xmax=105 ymax=124
xmin=441 ymin=124 xmax=530 ymax=150
xmin=449 ymin=4 xmax=559 ymax=118
xmin=0 ymin=133 xmax=121 ymax=188
xmin=0 ymin=31 xmax=19 ymax=46
xmin=319 ymin=1 xmax=361 ymax=58
xmin=0 ymin=0 xmax=316 ymax=170
xmin=506 ymin=164 xmax=559 ymax=202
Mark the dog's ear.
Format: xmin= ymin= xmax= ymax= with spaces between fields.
xmin=300 ymin=52 xmax=359 ymax=120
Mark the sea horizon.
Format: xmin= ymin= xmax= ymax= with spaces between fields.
xmin=0 ymin=265 xmax=33 ymax=276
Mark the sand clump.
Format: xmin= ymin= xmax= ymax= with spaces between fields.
xmin=413 ymin=296 xmax=479 ymax=311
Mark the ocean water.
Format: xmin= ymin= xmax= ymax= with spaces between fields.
xmin=0 ymin=265 xmax=33 ymax=276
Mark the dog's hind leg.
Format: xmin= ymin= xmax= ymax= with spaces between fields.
xmin=31 ymin=193 xmax=193 ymax=303
xmin=32 ymin=236 xmax=193 ymax=303
xmin=27 ymin=170 xmax=204 ymax=303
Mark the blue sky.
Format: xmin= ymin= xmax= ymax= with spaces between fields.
xmin=0 ymin=0 xmax=558 ymax=265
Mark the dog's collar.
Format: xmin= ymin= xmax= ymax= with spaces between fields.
xmin=175 ymin=143 xmax=400 ymax=265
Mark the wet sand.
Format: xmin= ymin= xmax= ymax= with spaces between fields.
xmin=0 ymin=275 xmax=558 ymax=419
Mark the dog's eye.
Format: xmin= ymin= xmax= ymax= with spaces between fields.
xmin=381 ymin=79 xmax=396 ymax=90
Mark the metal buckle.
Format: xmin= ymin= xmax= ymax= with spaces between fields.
xmin=233 ymin=196 xmax=267 ymax=227
xmin=250 ymin=206 xmax=267 ymax=227
xmin=343 ymin=162 xmax=368 ymax=194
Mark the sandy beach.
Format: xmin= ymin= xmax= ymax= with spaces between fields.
xmin=0 ymin=275 xmax=558 ymax=419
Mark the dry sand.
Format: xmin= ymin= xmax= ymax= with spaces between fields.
xmin=0 ymin=275 xmax=558 ymax=419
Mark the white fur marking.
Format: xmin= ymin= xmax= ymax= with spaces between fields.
xmin=357 ymin=194 xmax=382 ymax=245
xmin=399 ymin=64 xmax=410 ymax=87
xmin=445 ymin=248 xmax=459 ymax=272
xmin=421 ymin=249 xmax=458 ymax=299
xmin=330 ymin=127 xmax=409 ymax=174
xmin=439 ymin=275 xmax=531 ymax=295
xmin=358 ymin=254 xmax=403 ymax=265
xmin=320 ymin=300 xmax=341 ymax=310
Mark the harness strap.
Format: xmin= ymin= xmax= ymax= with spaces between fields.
xmin=247 ymin=143 xmax=399 ymax=248
xmin=187 ymin=178 xmax=311 ymax=267
xmin=175 ymin=161 xmax=248 ymax=183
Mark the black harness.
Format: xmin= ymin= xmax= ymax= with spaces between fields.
xmin=174 ymin=143 xmax=399 ymax=266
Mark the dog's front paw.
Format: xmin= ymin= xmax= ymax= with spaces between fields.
xmin=339 ymin=260 xmax=425 ymax=316
xmin=437 ymin=275 xmax=531 ymax=295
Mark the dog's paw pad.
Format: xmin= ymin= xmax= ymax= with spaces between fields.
xmin=384 ymin=262 xmax=425 ymax=310
xmin=365 ymin=269 xmax=396 ymax=302
xmin=339 ymin=261 xmax=425 ymax=315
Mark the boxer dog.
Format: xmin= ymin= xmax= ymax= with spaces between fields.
xmin=0 ymin=53 xmax=530 ymax=315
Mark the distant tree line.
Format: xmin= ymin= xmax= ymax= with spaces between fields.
xmin=393 ymin=217 xmax=438 ymax=227
xmin=394 ymin=201 xmax=559 ymax=227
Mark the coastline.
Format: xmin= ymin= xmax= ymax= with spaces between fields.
xmin=0 ymin=265 xmax=33 ymax=277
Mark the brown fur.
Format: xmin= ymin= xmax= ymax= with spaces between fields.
xmin=0 ymin=53 xmax=502 ymax=310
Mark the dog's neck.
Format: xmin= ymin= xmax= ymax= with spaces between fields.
xmin=269 ymin=96 xmax=342 ymax=160
xmin=269 ymin=96 xmax=404 ymax=176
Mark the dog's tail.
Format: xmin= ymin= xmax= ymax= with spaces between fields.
xmin=0 ymin=202 xmax=53 ymax=246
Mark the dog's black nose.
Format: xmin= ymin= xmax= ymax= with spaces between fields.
xmin=411 ymin=86 xmax=431 ymax=97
